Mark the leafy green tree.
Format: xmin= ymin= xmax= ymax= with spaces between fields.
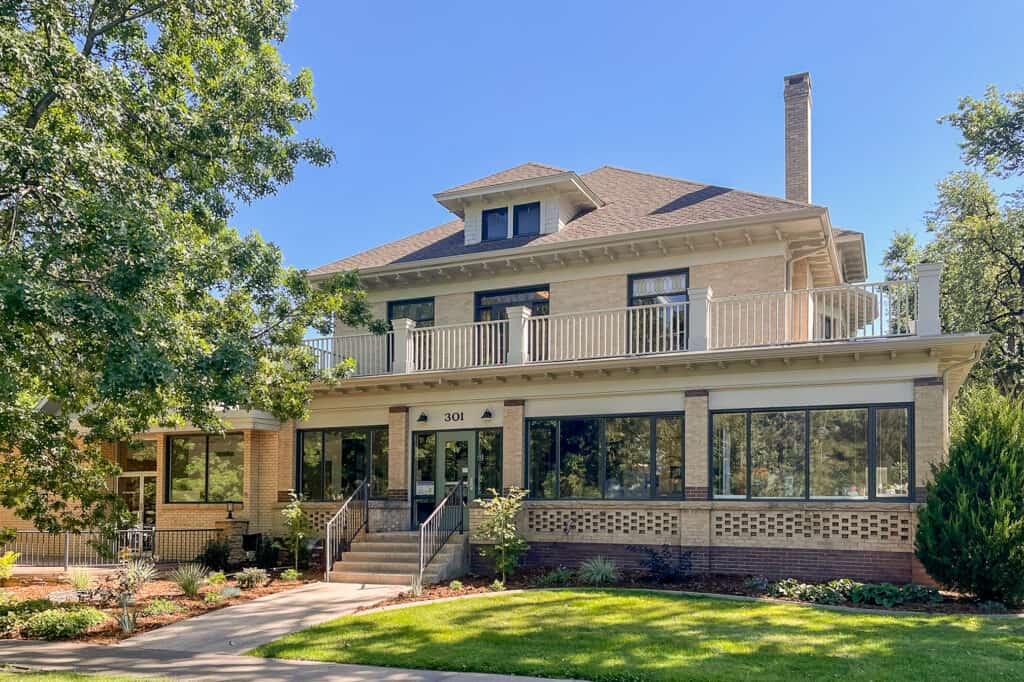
xmin=883 ymin=87 xmax=1024 ymax=395
xmin=915 ymin=386 xmax=1024 ymax=605
xmin=0 ymin=2 xmax=381 ymax=535
xmin=475 ymin=487 xmax=529 ymax=582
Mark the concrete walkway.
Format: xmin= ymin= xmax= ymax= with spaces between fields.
xmin=0 ymin=581 xmax=578 ymax=680
xmin=0 ymin=640 xmax=573 ymax=681
xmin=118 ymin=581 xmax=401 ymax=654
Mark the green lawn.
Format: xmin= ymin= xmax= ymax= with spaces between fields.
xmin=251 ymin=589 xmax=1024 ymax=681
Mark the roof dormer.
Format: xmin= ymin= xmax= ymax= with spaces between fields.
xmin=433 ymin=162 xmax=604 ymax=246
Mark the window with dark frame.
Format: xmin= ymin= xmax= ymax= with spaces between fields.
xmin=298 ymin=426 xmax=389 ymax=500
xmin=482 ymin=207 xmax=508 ymax=241
xmin=526 ymin=414 xmax=684 ymax=499
xmin=710 ymin=404 xmax=912 ymax=501
xmin=513 ymin=202 xmax=541 ymax=236
xmin=166 ymin=433 xmax=244 ymax=503
xmin=387 ymin=298 xmax=434 ymax=328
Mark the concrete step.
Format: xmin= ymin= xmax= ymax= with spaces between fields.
xmin=329 ymin=570 xmax=440 ymax=585
xmin=335 ymin=560 xmax=420 ymax=574
xmin=358 ymin=531 xmax=420 ymax=542
xmin=348 ymin=541 xmax=418 ymax=553
xmin=340 ymin=550 xmax=419 ymax=563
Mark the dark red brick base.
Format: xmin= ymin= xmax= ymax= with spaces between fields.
xmin=472 ymin=541 xmax=915 ymax=583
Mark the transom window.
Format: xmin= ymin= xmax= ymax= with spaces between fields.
xmin=629 ymin=269 xmax=689 ymax=306
xmin=711 ymin=404 xmax=912 ymax=500
xmin=482 ymin=207 xmax=508 ymax=241
xmin=167 ymin=434 xmax=244 ymax=503
xmin=526 ymin=414 xmax=683 ymax=499
xmin=299 ymin=427 xmax=389 ymax=500
xmin=513 ymin=202 xmax=541 ymax=236
xmin=475 ymin=286 xmax=550 ymax=321
xmin=117 ymin=440 xmax=157 ymax=472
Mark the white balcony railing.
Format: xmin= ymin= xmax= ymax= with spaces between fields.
xmin=527 ymin=301 xmax=689 ymax=363
xmin=708 ymin=280 xmax=918 ymax=350
xmin=303 ymin=265 xmax=940 ymax=377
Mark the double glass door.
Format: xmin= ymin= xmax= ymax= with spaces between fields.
xmin=414 ymin=431 xmax=476 ymax=527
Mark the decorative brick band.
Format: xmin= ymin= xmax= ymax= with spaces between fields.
xmin=504 ymin=399 xmax=525 ymax=407
xmin=472 ymin=541 xmax=915 ymax=583
xmin=386 ymin=488 xmax=408 ymax=501
xmin=684 ymin=389 xmax=709 ymax=398
xmin=388 ymin=405 xmax=410 ymax=413
xmin=913 ymin=377 xmax=944 ymax=387
xmin=684 ymin=486 xmax=709 ymax=500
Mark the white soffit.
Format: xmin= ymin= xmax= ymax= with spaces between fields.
xmin=709 ymin=381 xmax=914 ymax=411
xmin=526 ymin=393 xmax=685 ymax=418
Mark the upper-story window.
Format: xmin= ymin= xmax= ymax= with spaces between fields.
xmin=629 ymin=269 xmax=689 ymax=306
xmin=388 ymin=298 xmax=434 ymax=328
xmin=482 ymin=207 xmax=508 ymax=241
xmin=513 ymin=202 xmax=541 ymax=236
xmin=475 ymin=286 xmax=550 ymax=321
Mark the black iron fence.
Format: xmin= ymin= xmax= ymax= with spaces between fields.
xmin=1 ymin=528 xmax=222 ymax=568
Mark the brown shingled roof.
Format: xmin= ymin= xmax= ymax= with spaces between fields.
xmin=310 ymin=165 xmax=819 ymax=276
xmin=439 ymin=162 xmax=568 ymax=194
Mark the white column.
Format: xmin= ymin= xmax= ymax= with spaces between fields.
xmin=391 ymin=318 xmax=416 ymax=373
xmin=916 ymin=262 xmax=943 ymax=336
xmin=505 ymin=306 xmax=532 ymax=365
xmin=688 ymin=286 xmax=713 ymax=352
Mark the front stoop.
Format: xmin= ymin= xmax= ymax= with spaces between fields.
xmin=328 ymin=531 xmax=469 ymax=586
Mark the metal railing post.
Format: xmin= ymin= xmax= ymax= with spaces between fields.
xmin=63 ymin=531 xmax=70 ymax=571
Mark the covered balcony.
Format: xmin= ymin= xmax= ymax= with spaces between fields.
xmin=304 ymin=265 xmax=940 ymax=378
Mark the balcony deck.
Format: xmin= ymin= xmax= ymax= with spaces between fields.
xmin=305 ymin=278 xmax=926 ymax=378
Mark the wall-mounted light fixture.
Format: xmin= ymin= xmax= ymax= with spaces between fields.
xmin=481 ymin=409 xmax=493 ymax=420
xmin=416 ymin=412 xmax=428 ymax=423
xmin=226 ymin=502 xmax=235 ymax=520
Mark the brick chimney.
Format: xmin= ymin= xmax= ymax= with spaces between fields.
xmin=784 ymin=72 xmax=812 ymax=204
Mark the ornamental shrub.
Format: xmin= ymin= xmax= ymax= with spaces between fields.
xmin=236 ymin=567 xmax=268 ymax=589
xmin=915 ymin=386 xmax=1024 ymax=605
xmin=475 ymin=487 xmax=529 ymax=582
xmin=533 ymin=567 xmax=575 ymax=588
xmin=170 ymin=563 xmax=208 ymax=599
xmin=141 ymin=598 xmax=181 ymax=617
xmin=22 ymin=606 xmax=107 ymax=640
xmin=0 ymin=551 xmax=19 ymax=583
xmin=280 ymin=568 xmax=300 ymax=582
xmin=196 ymin=538 xmax=232 ymax=572
xmin=578 ymin=557 xmax=620 ymax=586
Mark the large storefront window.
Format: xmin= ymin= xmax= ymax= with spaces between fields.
xmin=526 ymin=414 xmax=684 ymax=499
xmin=711 ymin=404 xmax=912 ymax=500
xmin=167 ymin=434 xmax=244 ymax=503
xmin=298 ymin=427 xmax=389 ymax=500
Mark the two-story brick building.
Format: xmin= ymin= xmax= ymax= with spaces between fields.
xmin=2 ymin=73 xmax=986 ymax=584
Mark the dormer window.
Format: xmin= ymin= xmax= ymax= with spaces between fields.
xmin=482 ymin=207 xmax=508 ymax=241
xmin=513 ymin=202 xmax=541 ymax=237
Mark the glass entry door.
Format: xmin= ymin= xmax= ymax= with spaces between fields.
xmin=413 ymin=431 xmax=476 ymax=527
xmin=117 ymin=474 xmax=156 ymax=527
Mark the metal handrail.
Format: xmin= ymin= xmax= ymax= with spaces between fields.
xmin=324 ymin=480 xmax=370 ymax=582
xmin=418 ymin=480 xmax=466 ymax=583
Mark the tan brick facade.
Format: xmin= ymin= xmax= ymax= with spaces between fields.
xmin=502 ymin=400 xmax=525 ymax=489
xmin=387 ymin=406 xmax=410 ymax=498
xmin=550 ymin=274 xmax=627 ymax=315
xmin=913 ymin=377 xmax=948 ymax=498
xmin=683 ymin=390 xmax=709 ymax=498
xmin=691 ymin=255 xmax=787 ymax=298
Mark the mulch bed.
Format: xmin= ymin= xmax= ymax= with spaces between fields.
xmin=366 ymin=570 xmax=1021 ymax=616
xmin=1 ymin=568 xmax=319 ymax=643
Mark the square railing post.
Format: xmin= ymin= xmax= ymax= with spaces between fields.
xmin=687 ymin=287 xmax=712 ymax=351
xmin=916 ymin=262 xmax=942 ymax=336
xmin=391 ymin=318 xmax=416 ymax=373
xmin=505 ymin=306 xmax=532 ymax=364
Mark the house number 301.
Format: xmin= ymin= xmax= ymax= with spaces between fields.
xmin=443 ymin=411 xmax=464 ymax=423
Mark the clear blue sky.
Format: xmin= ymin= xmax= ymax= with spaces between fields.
xmin=233 ymin=0 xmax=1024 ymax=281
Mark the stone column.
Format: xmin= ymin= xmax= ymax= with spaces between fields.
xmin=913 ymin=377 xmax=948 ymax=500
xmin=215 ymin=519 xmax=250 ymax=566
xmin=503 ymin=400 xmax=525 ymax=490
xmin=917 ymin=262 xmax=943 ymax=336
xmin=684 ymin=389 xmax=710 ymax=499
xmin=687 ymin=287 xmax=712 ymax=351
xmin=387 ymin=406 xmax=410 ymax=500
